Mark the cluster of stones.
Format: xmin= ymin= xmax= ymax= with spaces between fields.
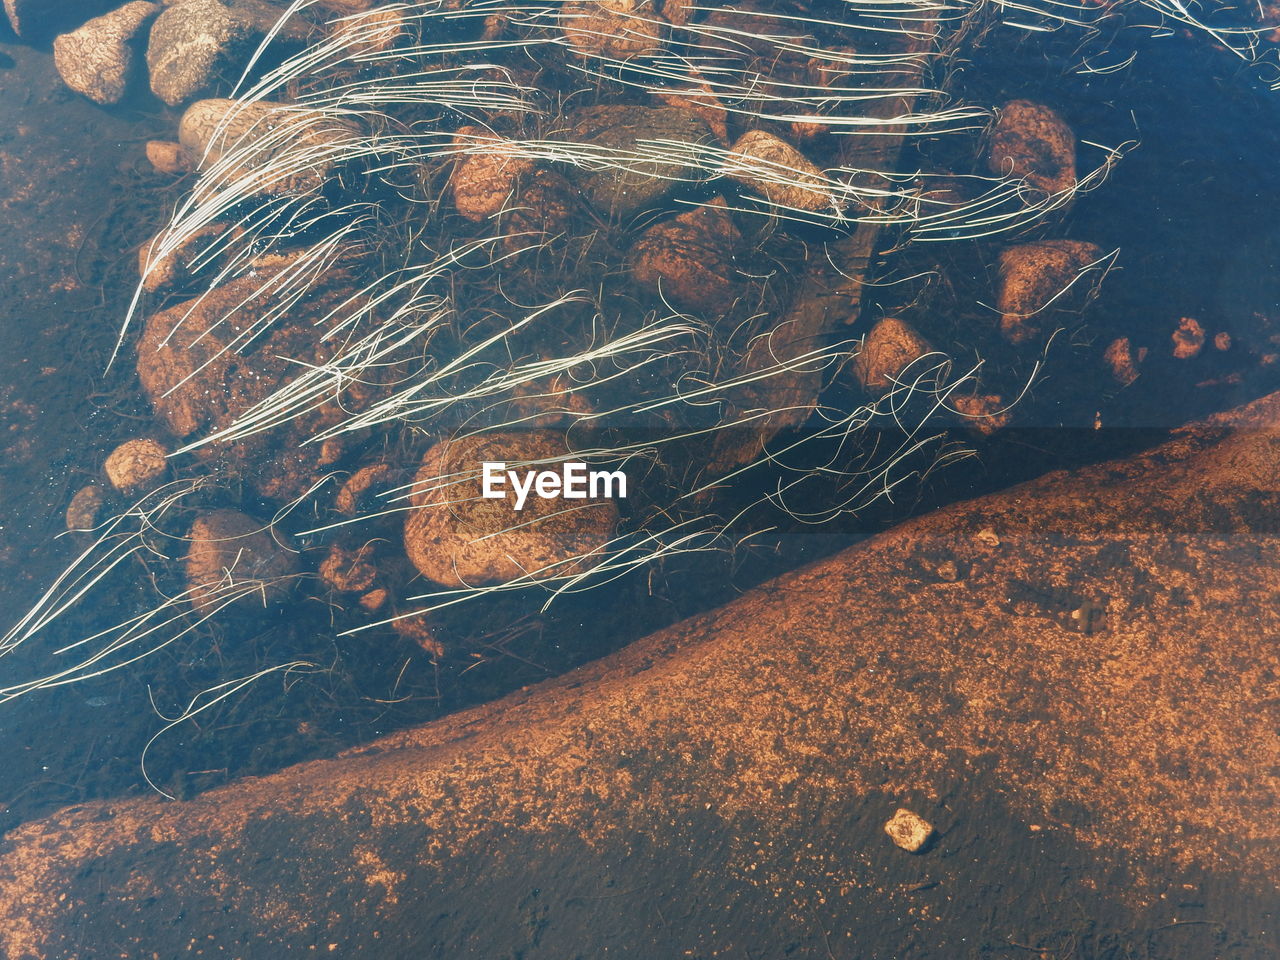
xmin=5 ymin=0 xmax=399 ymax=110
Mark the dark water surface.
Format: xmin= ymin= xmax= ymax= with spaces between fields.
xmin=1 ymin=13 xmax=1279 ymax=959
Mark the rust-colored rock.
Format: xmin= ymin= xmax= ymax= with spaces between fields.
xmin=996 ymin=239 xmax=1104 ymax=345
xmin=329 ymin=5 xmax=404 ymax=56
xmin=319 ymin=542 xmax=378 ymax=594
xmin=852 ymin=316 xmax=932 ymax=395
xmin=138 ymin=221 xmax=228 ymax=292
xmin=335 ymin=462 xmax=395 ymax=516
xmin=986 ymin=99 xmax=1077 ymax=195
xmin=561 ymin=0 xmax=664 ymax=61
xmin=1103 ymin=336 xmax=1143 ymax=386
xmin=3 ymin=393 xmax=1280 ymax=956
xmin=498 ymin=168 xmax=576 ymax=254
xmin=952 ymin=392 xmax=1012 ymax=436
xmin=184 ymin=509 xmax=298 ymax=614
xmin=403 ymin=431 xmax=619 ymax=587
xmin=449 ymin=127 xmax=536 ymax=222
xmin=145 ymin=139 xmax=191 ymax=175
xmin=135 ymin=266 xmax=362 ymax=500
xmin=630 ymin=200 xmax=741 ymax=314
xmin=1172 ymin=316 xmax=1206 ymax=359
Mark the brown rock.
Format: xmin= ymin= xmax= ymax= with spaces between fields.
xmin=630 ymin=200 xmax=741 ymax=314
xmin=319 ymin=542 xmax=378 ymax=594
xmin=145 ymin=139 xmax=191 ymax=176
xmin=449 ymin=128 xmax=536 ymax=222
xmin=561 ymin=0 xmax=664 ymax=61
xmin=853 ymin=317 xmax=932 ymax=395
xmin=403 ymin=432 xmax=619 ymax=587
xmin=65 ymin=485 xmax=104 ymax=532
xmin=392 ymin=612 xmax=445 ymax=658
xmin=336 ymin=463 xmax=395 ymax=516
xmin=103 ymin=438 xmax=168 ymax=494
xmin=995 ymin=239 xmax=1104 ymax=345
xmin=184 ymin=509 xmax=298 ymax=613
xmin=1172 ymin=317 xmax=1206 ymax=359
xmin=135 ymin=265 xmax=362 ymax=500
xmin=723 ymin=129 xmax=833 ymax=214
xmin=52 ymin=1 xmax=159 ymax=105
xmin=565 ymin=105 xmax=715 ymax=218
xmin=138 ymin=221 xmax=228 ymax=292
xmin=884 ymin=808 xmax=933 ymax=852
xmin=499 ymin=169 xmax=577 ymax=255
xmin=1103 ymin=336 xmax=1142 ymax=386
xmin=986 ymin=99 xmax=1077 ymax=195
xmin=358 ymin=588 xmax=388 ymax=612
xmin=5 ymin=393 xmax=1280 ymax=955
xmin=953 ymin=393 xmax=1012 ymax=436
xmin=329 ymin=5 xmax=404 ymax=56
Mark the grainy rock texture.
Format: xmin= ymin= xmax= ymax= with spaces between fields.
xmin=135 ymin=265 xmax=363 ymax=500
xmin=565 ymin=104 xmax=714 ymax=218
xmin=630 ymin=200 xmax=740 ymax=314
xmin=146 ymin=0 xmax=309 ymax=106
xmin=996 ymin=239 xmax=1104 ymax=344
xmin=184 ymin=508 xmax=298 ymax=613
xmin=103 ymin=437 xmax=167 ymax=493
xmin=852 ymin=316 xmax=932 ymax=394
xmin=178 ymin=97 xmax=359 ymax=194
xmin=986 ymin=99 xmax=1077 ymax=195
xmin=449 ymin=128 xmax=535 ymax=221
xmin=145 ymin=139 xmax=191 ymax=175
xmin=51 ymin=1 xmax=160 ymax=105
xmin=1 ymin=392 xmax=1279 ymax=958
xmin=725 ymin=129 xmax=833 ymax=213
xmin=403 ymin=431 xmax=620 ymax=586
xmin=561 ymin=0 xmax=664 ymax=61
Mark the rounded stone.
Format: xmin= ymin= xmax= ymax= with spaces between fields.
xmin=403 ymin=432 xmax=620 ymax=587
xmin=103 ymin=438 xmax=168 ymax=494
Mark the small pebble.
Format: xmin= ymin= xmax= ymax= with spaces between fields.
xmin=66 ymin=484 xmax=104 ymax=531
xmin=884 ymin=808 xmax=934 ymax=853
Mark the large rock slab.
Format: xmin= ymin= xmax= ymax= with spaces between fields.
xmin=1 ymin=393 xmax=1280 ymax=957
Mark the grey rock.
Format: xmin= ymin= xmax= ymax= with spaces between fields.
xmin=3 ymin=0 xmax=116 ymax=38
xmin=145 ymin=0 xmax=311 ymax=107
xmin=564 ymin=105 xmax=715 ymax=219
xmin=52 ymin=2 xmax=161 ymax=105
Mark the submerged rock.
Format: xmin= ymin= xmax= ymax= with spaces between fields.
xmin=145 ymin=139 xmax=192 ymax=175
xmin=52 ymin=1 xmax=160 ymax=105
xmin=65 ymin=485 xmax=103 ymax=532
xmin=986 ymin=99 xmax=1077 ymax=196
xmin=853 ymin=316 xmax=933 ymax=395
xmin=135 ymin=265 xmax=363 ymax=500
xmin=723 ymin=129 xmax=833 ymax=215
xmin=7 ymin=391 xmax=1280 ymax=954
xmin=884 ymin=808 xmax=934 ymax=853
xmin=138 ymin=221 xmax=229 ymax=292
xmin=147 ymin=0 xmax=310 ymax=106
xmin=178 ymin=98 xmax=360 ymax=195
xmin=630 ymin=199 xmax=741 ymax=314
xmin=103 ymin=438 xmax=168 ymax=494
xmin=449 ymin=128 xmax=535 ymax=222
xmin=403 ymin=431 xmax=619 ymax=587
xmin=995 ymin=239 xmax=1103 ymax=345
xmin=184 ymin=508 xmax=298 ymax=613
xmin=561 ymin=0 xmax=664 ymax=61
xmin=565 ymin=105 xmax=715 ymax=219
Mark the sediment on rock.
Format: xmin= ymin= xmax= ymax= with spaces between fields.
xmin=1 ymin=391 xmax=1278 ymax=957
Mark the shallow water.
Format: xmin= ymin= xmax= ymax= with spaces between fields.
xmin=1 ymin=4 xmax=1279 ymax=957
